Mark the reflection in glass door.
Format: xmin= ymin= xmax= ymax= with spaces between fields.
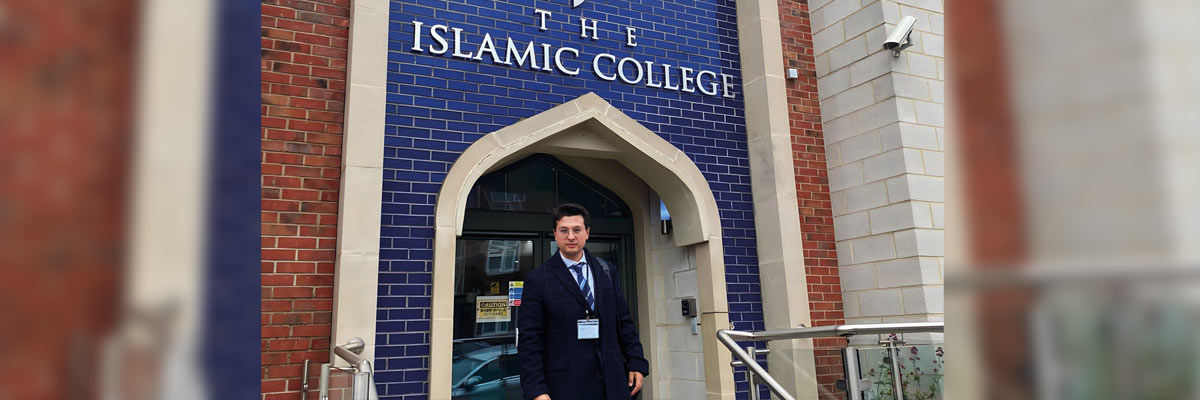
xmin=453 ymin=238 xmax=533 ymax=400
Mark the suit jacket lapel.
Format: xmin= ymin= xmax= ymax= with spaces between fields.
xmin=549 ymin=251 xmax=591 ymax=312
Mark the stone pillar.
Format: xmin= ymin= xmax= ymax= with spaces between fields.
xmin=736 ymin=0 xmax=819 ymax=397
xmin=810 ymin=0 xmax=945 ymax=342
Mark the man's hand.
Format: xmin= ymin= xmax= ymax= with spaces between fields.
xmin=533 ymin=394 xmax=551 ymax=400
xmin=628 ymin=371 xmax=644 ymax=396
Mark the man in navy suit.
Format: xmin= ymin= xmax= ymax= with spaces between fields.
xmin=518 ymin=204 xmax=649 ymax=400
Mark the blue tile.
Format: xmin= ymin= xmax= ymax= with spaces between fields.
xmin=380 ymin=0 xmax=761 ymax=397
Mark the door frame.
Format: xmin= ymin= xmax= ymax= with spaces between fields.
xmin=427 ymin=94 xmax=734 ymax=399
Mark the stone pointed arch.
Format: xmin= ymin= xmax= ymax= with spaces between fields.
xmin=435 ymin=93 xmax=716 ymax=247
xmin=429 ymin=93 xmax=734 ymax=399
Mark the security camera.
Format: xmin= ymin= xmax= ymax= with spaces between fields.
xmin=882 ymin=16 xmax=917 ymax=56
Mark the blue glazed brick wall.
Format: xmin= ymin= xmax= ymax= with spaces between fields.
xmin=377 ymin=0 xmax=764 ymax=398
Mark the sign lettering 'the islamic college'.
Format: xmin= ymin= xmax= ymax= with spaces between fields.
xmin=403 ymin=6 xmax=738 ymax=99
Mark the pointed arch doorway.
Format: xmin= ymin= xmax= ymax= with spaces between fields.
xmin=431 ymin=93 xmax=735 ymax=400
xmin=449 ymin=154 xmax=639 ymax=400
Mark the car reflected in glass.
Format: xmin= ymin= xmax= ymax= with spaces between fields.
xmin=451 ymin=341 xmax=521 ymax=400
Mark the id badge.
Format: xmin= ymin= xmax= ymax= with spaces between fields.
xmin=577 ymin=318 xmax=599 ymax=339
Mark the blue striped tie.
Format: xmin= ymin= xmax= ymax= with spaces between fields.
xmin=570 ymin=262 xmax=595 ymax=311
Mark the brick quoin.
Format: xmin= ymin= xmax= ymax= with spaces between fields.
xmin=779 ymin=0 xmax=847 ymax=398
xmin=261 ymin=0 xmax=350 ymax=398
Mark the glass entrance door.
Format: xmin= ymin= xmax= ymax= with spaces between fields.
xmin=452 ymin=237 xmax=534 ymax=400
xmin=451 ymin=154 xmax=637 ymax=400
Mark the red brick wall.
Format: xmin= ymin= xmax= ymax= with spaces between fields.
xmin=0 ymin=0 xmax=132 ymax=397
xmin=949 ymin=0 xmax=1031 ymax=397
xmin=779 ymin=1 xmax=847 ymax=398
xmin=261 ymin=0 xmax=350 ymax=398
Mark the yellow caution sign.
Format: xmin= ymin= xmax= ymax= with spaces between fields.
xmin=476 ymin=296 xmax=510 ymax=323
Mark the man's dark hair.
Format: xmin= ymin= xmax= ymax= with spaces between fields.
xmin=551 ymin=203 xmax=590 ymax=229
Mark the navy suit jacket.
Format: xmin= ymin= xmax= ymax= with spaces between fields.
xmin=518 ymin=249 xmax=649 ymax=400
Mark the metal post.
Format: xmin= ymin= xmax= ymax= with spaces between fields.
xmin=745 ymin=346 xmax=759 ymax=400
xmin=842 ymin=347 xmax=862 ymax=400
xmin=301 ymin=359 xmax=311 ymax=400
xmin=884 ymin=341 xmax=904 ymax=400
xmin=1032 ymin=300 xmax=1058 ymax=400
xmin=352 ymin=371 xmax=370 ymax=400
xmin=318 ymin=363 xmax=330 ymax=400
xmin=356 ymin=359 xmax=379 ymax=400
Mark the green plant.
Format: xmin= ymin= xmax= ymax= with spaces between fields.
xmin=865 ymin=338 xmax=944 ymax=400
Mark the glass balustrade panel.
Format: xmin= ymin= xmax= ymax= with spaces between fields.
xmin=851 ymin=344 xmax=945 ymax=400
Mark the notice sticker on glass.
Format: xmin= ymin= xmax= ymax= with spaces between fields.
xmin=508 ymin=281 xmax=523 ymax=306
xmin=476 ymin=296 xmax=510 ymax=323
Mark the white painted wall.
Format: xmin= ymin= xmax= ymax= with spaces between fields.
xmin=811 ymin=0 xmax=945 ymax=344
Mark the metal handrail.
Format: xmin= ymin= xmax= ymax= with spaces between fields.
xmin=334 ymin=339 xmax=370 ymax=371
xmin=321 ymin=337 xmax=379 ymax=400
xmin=717 ymin=322 xmax=944 ymax=400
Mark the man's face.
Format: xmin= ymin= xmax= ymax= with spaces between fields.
xmin=554 ymin=215 xmax=589 ymax=260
